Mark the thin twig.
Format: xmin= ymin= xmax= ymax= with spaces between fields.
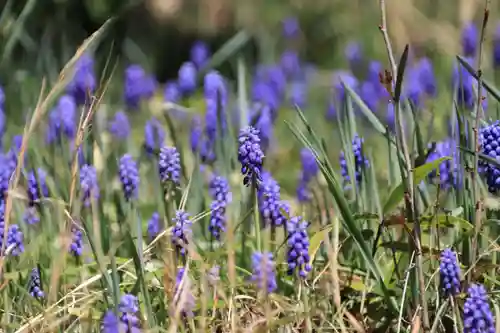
xmin=470 ymin=0 xmax=491 ymax=282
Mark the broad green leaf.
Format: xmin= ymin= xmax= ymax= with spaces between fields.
xmin=383 ymin=156 xmax=451 ymax=214
xmin=308 ymin=225 xmax=333 ymax=265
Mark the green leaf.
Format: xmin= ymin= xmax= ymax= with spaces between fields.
xmin=383 ymin=156 xmax=451 ymax=214
xmin=394 ymin=45 xmax=409 ymax=102
xmin=308 ymin=225 xmax=333 ymax=265
xmin=457 ymin=55 xmax=500 ymax=102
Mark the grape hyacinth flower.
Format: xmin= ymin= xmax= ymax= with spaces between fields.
xmin=66 ymin=53 xmax=96 ymax=104
xmin=462 ymin=22 xmax=478 ymax=57
xmin=426 ymin=139 xmax=457 ymax=188
xmin=27 ymin=168 xmax=49 ymax=206
xmin=208 ymin=175 xmax=231 ymax=239
xmin=287 ymin=216 xmax=312 ymax=278
xmin=118 ymin=154 xmax=140 ymax=201
xmin=190 ymin=41 xmax=210 ymax=69
xmin=46 ymin=95 xmax=77 ymax=144
xmin=28 ymin=267 xmax=44 ymax=298
xmin=238 ymin=126 xmax=264 ymax=186
xmin=189 ymin=115 xmax=202 ymax=153
xmin=119 ymin=294 xmax=141 ymax=330
xmin=280 ymin=49 xmax=301 ymax=79
xmin=178 ymin=62 xmax=197 ymax=95
xmin=158 ymin=146 xmax=181 ymax=185
xmin=494 ymin=23 xmax=500 ymax=68
xmin=101 ymin=311 xmax=121 ymax=333
xmin=204 ymin=71 xmax=228 ymax=142
xmin=108 ymin=111 xmax=131 ymax=141
xmin=0 ymin=161 xmax=13 ymax=201
xmin=124 ymin=64 xmax=157 ymax=110
xmin=289 ymin=81 xmax=307 ymax=109
xmin=339 ymin=135 xmax=370 ymax=187
xmin=327 ymin=71 xmax=359 ymax=119
xmin=164 ymin=81 xmax=183 ymax=119
xmin=296 ymin=148 xmax=319 ymax=202
xmin=416 ymin=57 xmax=437 ymax=97
xmin=345 ymin=41 xmax=363 ymax=69
xmin=282 ymin=16 xmax=300 ymax=39
xmin=6 ymin=224 xmax=24 ymax=256
xmin=463 ymin=284 xmax=495 ymax=333
xmin=439 ymin=248 xmax=461 ymax=296
xmin=174 ymin=267 xmax=196 ymax=317
xmin=250 ymin=251 xmax=277 ymax=293
xmin=24 ymin=207 xmax=40 ymax=225
xmin=144 ymin=117 xmax=165 ymax=155
xmin=258 ymin=173 xmax=288 ymax=226
xmin=69 ymin=225 xmax=83 ymax=257
xmin=254 ymin=105 xmax=273 ymax=151
xmin=147 ymin=212 xmax=161 ymax=242
xmin=80 ymin=164 xmax=99 ymax=206
xmin=479 ymin=121 xmax=500 ymax=193
xmin=171 ymin=210 xmax=192 ymax=256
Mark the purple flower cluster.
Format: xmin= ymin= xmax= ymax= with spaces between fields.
xmin=463 ymin=284 xmax=495 ymax=333
xmin=453 ymin=57 xmax=488 ymax=110
xmin=147 ymin=212 xmax=161 ymax=242
xmin=258 ymin=173 xmax=289 ymax=227
xmin=69 ymin=225 xmax=83 ymax=257
xmin=426 ymin=139 xmax=457 ymax=188
xmin=479 ymin=121 xmax=500 ymax=193
xmin=339 ymin=135 xmax=370 ymax=187
xmin=178 ymin=62 xmax=197 ymax=96
xmin=174 ymin=267 xmax=196 ymax=317
xmin=250 ymin=251 xmax=277 ymax=294
xmin=461 ymin=22 xmax=478 ymax=58
xmin=286 ymin=216 xmax=311 ymax=278
xmin=66 ymin=53 xmax=96 ymax=104
xmin=80 ymin=164 xmax=99 ymax=206
xmin=439 ymin=248 xmax=461 ymax=296
xmin=28 ymin=267 xmax=44 ymax=298
xmin=5 ymin=224 xmax=24 ymax=256
xmin=27 ymin=168 xmax=49 ymax=206
xmin=108 ymin=111 xmax=131 ymax=141
xmin=118 ymin=154 xmax=140 ymax=201
xmin=190 ymin=41 xmax=210 ymax=69
xmin=238 ymin=126 xmax=264 ymax=186
xmin=296 ymin=148 xmax=319 ymax=202
xmin=158 ymin=146 xmax=181 ymax=185
xmin=118 ymin=294 xmax=141 ymax=331
xmin=171 ymin=210 xmax=192 ymax=256
xmin=46 ymin=95 xmax=77 ymax=145
xmin=189 ymin=115 xmax=202 ymax=154
xmin=124 ymin=64 xmax=157 ymax=110
xmin=494 ymin=23 xmax=500 ymax=68
xmin=208 ymin=175 xmax=231 ymax=240
xmin=144 ymin=117 xmax=165 ymax=155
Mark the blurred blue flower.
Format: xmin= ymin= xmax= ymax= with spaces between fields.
xmin=416 ymin=57 xmax=437 ymax=97
xmin=461 ymin=22 xmax=478 ymax=57
xmin=101 ymin=311 xmax=121 ymax=333
xmin=147 ymin=212 xmax=161 ymax=242
xmin=405 ymin=68 xmax=423 ymax=108
xmin=6 ymin=224 xmax=24 ymax=256
xmin=46 ymin=95 xmax=77 ymax=145
xmin=252 ymin=80 xmax=280 ymax=113
xmin=289 ymin=81 xmax=307 ymax=109
xmin=280 ymin=49 xmax=301 ymax=79
xmin=345 ymin=41 xmax=363 ymax=69
xmin=386 ymin=102 xmax=395 ymax=132
xmin=204 ymin=71 xmax=228 ymax=142
xmin=327 ymin=71 xmax=359 ymax=119
xmin=367 ymin=61 xmax=383 ymax=84
xmin=238 ymin=126 xmax=264 ymax=186
xmin=426 ymin=139 xmax=458 ymax=188
xmin=190 ymin=41 xmax=210 ymax=69
xmin=189 ymin=115 xmax=202 ymax=153
xmin=463 ymin=284 xmax=495 ymax=333
xmin=439 ymin=248 xmax=461 ymax=296
xmin=28 ymin=267 xmax=44 ymax=298
xmin=494 ymin=23 xmax=500 ymax=68
xmin=251 ymin=251 xmax=277 ymax=293
xmin=282 ymin=16 xmax=300 ymax=39
xmin=296 ymin=148 xmax=318 ymax=202
xmin=80 ymin=164 xmax=99 ymax=206
xmin=124 ymin=64 xmax=157 ymax=110
xmin=178 ymin=62 xmax=197 ymax=96
xmin=453 ymin=57 xmax=487 ymax=110
xmin=158 ymin=146 xmax=181 ymax=185
xmin=144 ymin=117 xmax=165 ymax=155
xmin=119 ymin=294 xmax=141 ymax=331
xmin=254 ymin=105 xmax=274 ymax=150
xmin=258 ymin=172 xmax=288 ymax=227
xmin=0 ymin=160 xmax=13 ymax=201
xmin=69 ymin=225 xmax=83 ymax=257
xmin=340 ymin=135 xmax=370 ymax=187
xmin=164 ymin=81 xmax=181 ymax=103
xmin=171 ymin=210 xmax=192 ymax=256
xmin=174 ymin=267 xmax=196 ymax=317
xmin=108 ymin=111 xmax=131 ymax=141
xmin=66 ymin=53 xmax=96 ymax=104
xmin=287 ymin=216 xmax=311 ymax=278
xmin=27 ymin=168 xmax=48 ymax=206
xmin=24 ymin=207 xmax=39 ymax=225
xmin=118 ymin=154 xmax=140 ymax=201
